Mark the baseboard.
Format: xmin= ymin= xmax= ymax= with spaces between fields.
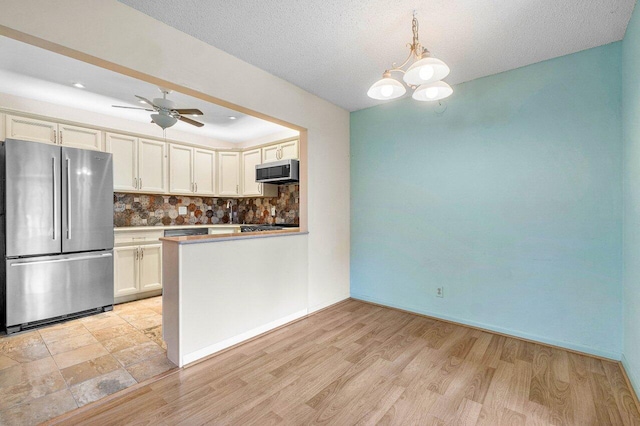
xmin=351 ymin=293 xmax=621 ymax=361
xmin=308 ymin=293 xmax=350 ymax=314
xmin=182 ymin=309 xmax=308 ymax=365
xmin=621 ymin=354 xmax=640 ymax=408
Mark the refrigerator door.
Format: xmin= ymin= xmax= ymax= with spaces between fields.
xmin=4 ymin=139 xmax=62 ymax=257
xmin=62 ymin=147 xmax=114 ymax=253
xmin=5 ymin=250 xmax=113 ymax=327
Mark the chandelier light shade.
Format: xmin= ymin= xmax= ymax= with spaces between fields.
xmin=403 ymin=55 xmax=450 ymax=86
xmin=412 ymin=81 xmax=453 ymax=102
xmin=367 ymin=74 xmax=407 ymax=100
xmin=367 ymin=12 xmax=452 ymax=103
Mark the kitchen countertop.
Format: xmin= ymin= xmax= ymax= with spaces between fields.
xmin=160 ymin=228 xmax=303 ymax=245
xmin=114 ymin=224 xmax=243 ymax=232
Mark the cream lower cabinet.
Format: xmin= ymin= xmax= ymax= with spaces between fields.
xmin=262 ymin=139 xmax=299 ymax=162
xmin=114 ymin=243 xmax=162 ymax=299
xmin=107 ymin=133 xmax=167 ymax=193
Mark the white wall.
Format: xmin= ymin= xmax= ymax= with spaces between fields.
xmin=0 ymin=0 xmax=350 ymax=311
xmin=166 ymin=234 xmax=309 ymax=366
xmin=238 ymin=128 xmax=300 ymax=149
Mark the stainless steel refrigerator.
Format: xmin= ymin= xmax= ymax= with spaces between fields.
xmin=1 ymin=138 xmax=114 ymax=334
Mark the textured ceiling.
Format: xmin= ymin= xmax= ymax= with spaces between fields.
xmin=0 ymin=36 xmax=292 ymax=143
xmin=119 ymin=0 xmax=635 ymax=111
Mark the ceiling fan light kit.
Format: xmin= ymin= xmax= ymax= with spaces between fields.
xmin=112 ymin=89 xmax=205 ymax=129
xmin=367 ymin=12 xmax=452 ymax=102
xmin=151 ymin=112 xmax=178 ymax=129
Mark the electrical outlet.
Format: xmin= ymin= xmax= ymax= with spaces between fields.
xmin=271 ymin=206 xmax=276 ymax=216
xmin=178 ymin=206 xmax=187 ymax=215
xmin=436 ymin=287 xmax=444 ymax=298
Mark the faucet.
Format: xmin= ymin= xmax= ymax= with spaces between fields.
xmin=226 ymin=200 xmax=234 ymax=224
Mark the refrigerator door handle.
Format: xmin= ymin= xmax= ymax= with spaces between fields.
xmin=66 ymin=158 xmax=71 ymax=240
xmin=52 ymin=157 xmax=57 ymax=240
xmin=10 ymin=253 xmax=113 ymax=267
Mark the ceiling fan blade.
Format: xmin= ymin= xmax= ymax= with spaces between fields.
xmin=112 ymin=105 xmax=154 ymax=111
xmin=178 ymin=116 xmax=205 ymax=127
xmin=135 ymin=95 xmax=156 ymax=107
xmin=174 ymin=108 xmax=204 ymax=115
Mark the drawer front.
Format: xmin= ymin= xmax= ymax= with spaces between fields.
xmin=208 ymin=226 xmax=241 ymax=235
xmin=114 ymin=230 xmax=164 ymax=246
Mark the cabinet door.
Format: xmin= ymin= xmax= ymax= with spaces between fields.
xmin=59 ymin=124 xmax=102 ymax=151
xmin=6 ymin=115 xmax=57 ymax=144
xmin=0 ymin=113 xmax=5 ymax=141
xmin=139 ymin=139 xmax=167 ymax=193
xmin=194 ymin=148 xmax=216 ymax=195
xmin=262 ymin=145 xmax=279 ymax=163
xmin=218 ymin=151 xmax=240 ymax=196
xmin=114 ymin=246 xmax=139 ymax=297
xmin=242 ymin=148 xmax=262 ymax=196
xmin=169 ymin=144 xmax=193 ymax=194
xmin=106 ymin=133 xmax=138 ymax=192
xmin=139 ymin=244 xmax=162 ymax=292
xmin=280 ymin=140 xmax=299 ymax=160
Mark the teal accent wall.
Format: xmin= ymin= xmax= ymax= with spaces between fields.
xmin=623 ymin=2 xmax=640 ymax=396
xmin=351 ymin=43 xmax=623 ymax=359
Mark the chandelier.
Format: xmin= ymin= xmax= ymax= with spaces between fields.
xmin=367 ymin=12 xmax=452 ymax=102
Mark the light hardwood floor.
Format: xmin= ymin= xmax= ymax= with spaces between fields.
xmin=49 ymin=299 xmax=640 ymax=425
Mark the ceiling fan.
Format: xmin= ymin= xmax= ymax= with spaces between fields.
xmin=112 ymin=89 xmax=204 ymax=129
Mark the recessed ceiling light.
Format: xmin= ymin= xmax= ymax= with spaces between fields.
xmin=139 ymin=100 xmax=147 ymax=104
xmin=228 ymin=116 xmax=237 ymax=120
xmin=72 ymin=82 xmax=85 ymax=89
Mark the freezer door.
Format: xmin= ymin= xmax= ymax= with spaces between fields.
xmin=62 ymin=147 xmax=114 ymax=253
xmin=5 ymin=251 xmax=113 ymax=327
xmin=4 ymin=139 xmax=62 ymax=257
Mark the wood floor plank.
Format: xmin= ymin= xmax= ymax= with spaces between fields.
xmin=47 ymin=300 xmax=640 ymax=426
xmin=602 ymin=361 xmax=640 ymax=426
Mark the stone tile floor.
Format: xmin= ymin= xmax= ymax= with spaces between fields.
xmin=0 ymin=296 xmax=176 ymax=425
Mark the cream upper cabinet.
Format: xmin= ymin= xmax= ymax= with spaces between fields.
xmin=169 ymin=145 xmax=216 ymax=196
xmin=59 ymin=123 xmax=103 ymax=151
xmin=139 ymin=244 xmax=162 ymax=292
xmin=218 ymin=151 xmax=240 ymax=196
xmin=262 ymin=145 xmax=280 ymax=163
xmin=107 ymin=134 xmax=167 ymax=194
xmin=114 ymin=246 xmax=138 ymax=297
xmin=261 ymin=139 xmax=299 ymax=162
xmin=6 ymin=115 xmax=103 ymax=151
xmin=280 ymin=140 xmax=299 ymax=160
xmin=106 ymin=133 xmax=138 ymax=192
xmin=138 ymin=139 xmax=167 ymax=193
xmin=169 ymin=144 xmax=194 ymax=194
xmin=0 ymin=113 xmax=5 ymax=142
xmin=242 ymin=148 xmax=277 ymax=197
xmin=193 ymin=148 xmax=216 ymax=196
xmin=6 ymin=115 xmax=58 ymax=144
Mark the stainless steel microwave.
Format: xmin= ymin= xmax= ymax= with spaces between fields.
xmin=255 ymin=159 xmax=299 ymax=184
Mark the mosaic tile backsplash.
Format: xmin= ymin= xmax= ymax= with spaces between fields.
xmin=114 ymin=184 xmax=299 ymax=227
